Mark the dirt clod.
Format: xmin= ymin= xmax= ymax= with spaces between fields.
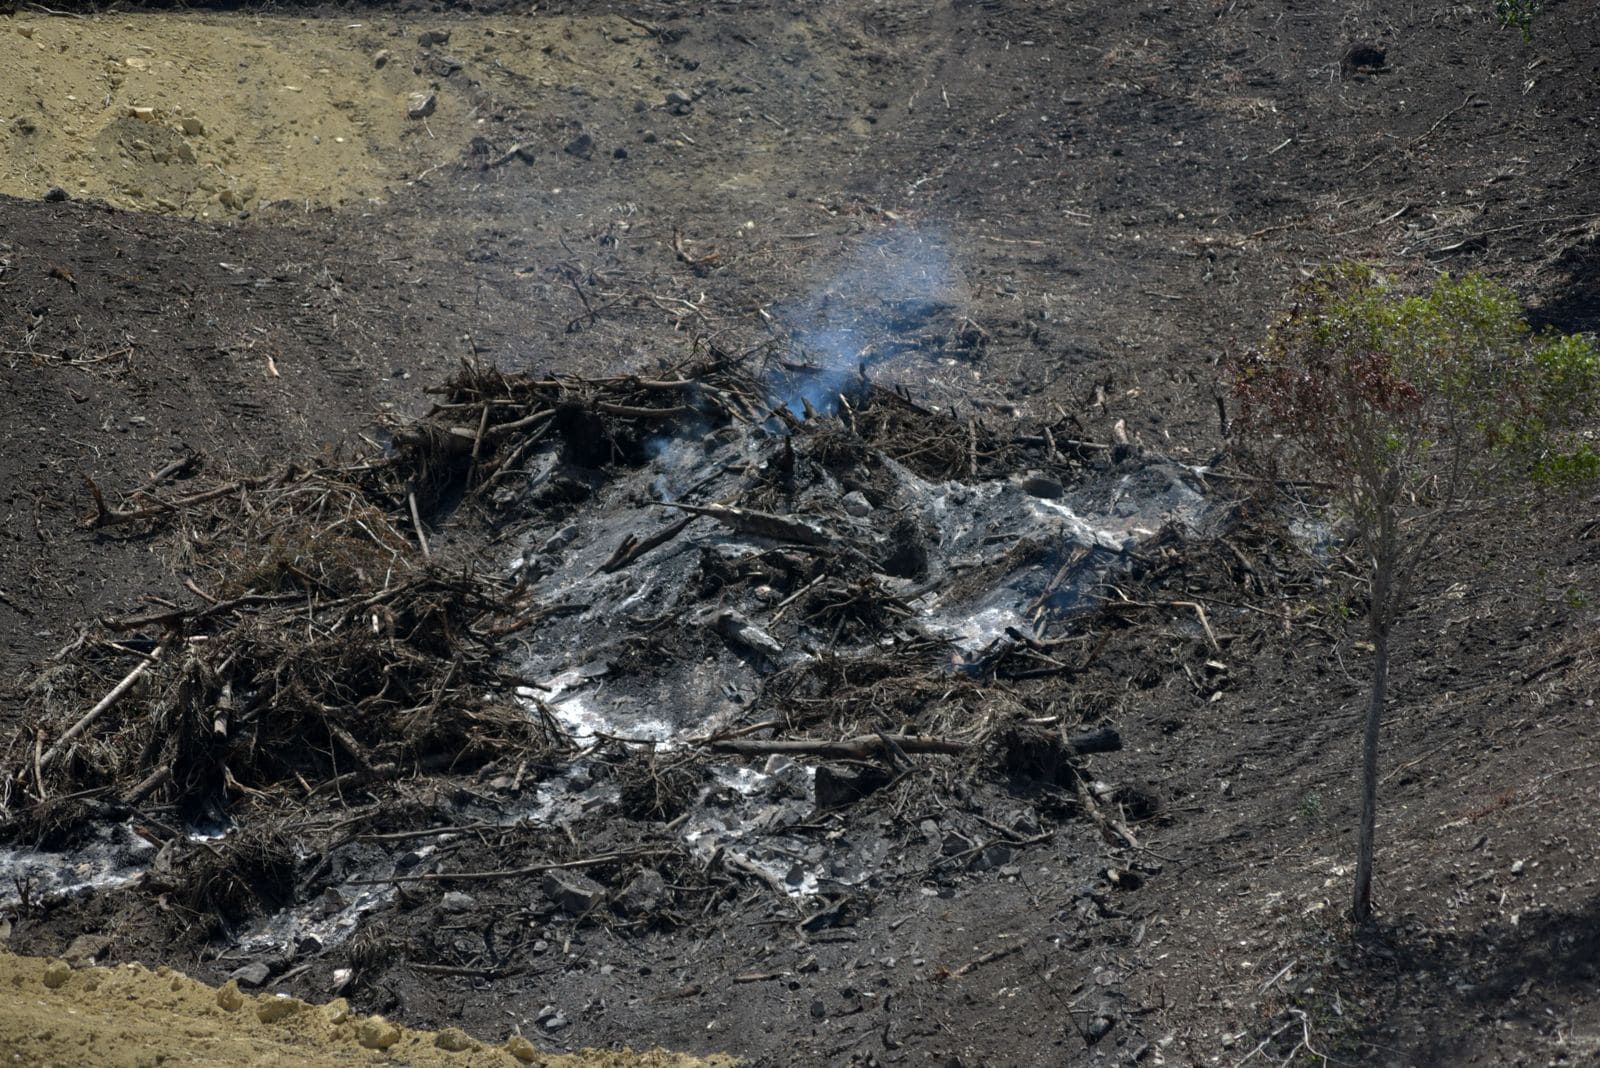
xmin=356 ymin=1015 xmax=402 ymax=1051
xmin=41 ymin=958 xmax=72 ymax=988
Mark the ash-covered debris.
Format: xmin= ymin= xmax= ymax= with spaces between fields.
xmin=506 ymin=371 xmax=1215 ymax=751
xmin=0 ymin=350 xmax=1217 ymax=972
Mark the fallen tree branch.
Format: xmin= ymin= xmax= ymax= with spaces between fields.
xmin=40 ymin=640 xmax=168 ymax=769
xmin=709 ymin=727 xmax=1120 ymax=761
xmin=945 ymin=940 xmax=1025 ymax=979
xmin=346 ymin=848 xmax=676 ymax=886
xmin=707 ymin=734 xmax=968 ymax=760
xmin=666 ymin=501 xmax=832 ymax=547
xmin=598 ymin=517 xmax=692 ymax=574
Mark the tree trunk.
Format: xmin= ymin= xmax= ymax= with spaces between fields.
xmin=1352 ymin=627 xmax=1389 ymax=922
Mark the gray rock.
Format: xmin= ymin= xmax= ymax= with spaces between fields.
xmin=539 ymin=524 xmax=580 ymax=554
xmin=428 ymin=54 xmax=463 ymax=78
xmin=418 ymin=29 xmax=451 ymax=48
xmin=406 ymin=92 xmax=437 ymax=120
xmin=43 ymin=186 xmax=69 ymax=203
xmin=296 ymin=934 xmax=324 ymax=956
xmin=763 ymin=755 xmax=810 ymax=800
xmin=972 ymin=843 xmax=1014 ymax=871
xmin=665 ymin=90 xmax=694 ymax=107
xmin=62 ymin=934 xmax=111 ymax=967
xmin=315 ymin=888 xmax=348 ymax=918
xmin=1020 ymin=473 xmax=1064 ymax=499
xmin=563 ymin=131 xmax=594 ymax=159
xmin=616 ymin=870 xmax=667 ymax=916
xmin=842 ymin=491 xmax=872 ymax=517
xmin=940 ymin=830 xmax=975 ymax=857
xmin=373 ymin=49 xmax=390 ymax=68
xmin=709 ymin=609 xmax=783 ymax=658
xmin=543 ymin=870 xmax=607 ymax=914
xmin=536 ymin=1005 xmax=569 ymax=1031
xmin=440 ymin=891 xmax=475 ymax=913
xmin=814 ymin=764 xmax=890 ymax=809
xmin=229 ymin=961 xmax=272 ymax=988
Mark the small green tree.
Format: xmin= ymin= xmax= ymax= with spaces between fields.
xmin=1232 ymin=265 xmax=1600 ymax=921
xmin=1495 ymin=0 xmax=1541 ymax=40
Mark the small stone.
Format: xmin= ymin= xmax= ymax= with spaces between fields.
xmin=321 ymin=998 xmax=351 ymax=1025
xmin=434 ymin=1027 xmax=477 ymax=1052
xmin=814 ymin=764 xmax=891 ymax=809
xmin=563 ymin=131 xmax=594 ymax=159
xmin=612 ymin=146 xmax=628 ymax=160
xmin=314 ymin=887 xmax=347 ymax=918
xmin=42 ymin=186 xmax=68 ymax=203
xmin=810 ymin=999 xmax=827 ymax=1019
xmin=228 ymin=961 xmax=272 ymax=989
xmin=641 ymin=130 xmax=658 ymax=144
xmin=536 ymin=1004 xmax=569 ymax=1031
xmin=941 ymin=830 xmax=975 ymax=857
xmin=972 ymin=843 xmax=1014 ymax=871
xmin=17 ymin=24 xmax=35 ymax=38
xmin=178 ymin=116 xmax=204 ymax=136
xmin=256 ymin=996 xmax=303 ymax=1024
xmin=616 ymin=870 xmax=668 ymax=917
xmin=407 ymin=91 xmax=438 ymax=119
xmin=41 ymin=960 xmax=72 ymax=990
xmin=216 ymin=980 xmax=246 ymax=1012
xmin=418 ymin=29 xmax=451 ymax=48
xmin=1020 ymin=474 xmax=1064 ymax=499
xmin=842 ymin=491 xmax=872 ymax=517
xmin=357 ymin=1015 xmax=402 ymax=1050
xmin=61 ymin=934 xmax=110 ymax=967
xmin=539 ymin=524 xmax=580 ymax=553
xmin=543 ymin=870 xmax=607 ymax=914
xmin=441 ymin=891 xmax=476 ymax=912
xmin=296 ymin=934 xmax=324 ymax=956
xmin=665 ymin=90 xmax=694 ymax=107
xmin=505 ymin=1035 xmax=539 ymax=1063
xmin=373 ymin=49 xmax=391 ymax=69
xmin=127 ymin=106 xmax=157 ymax=122
xmin=764 ymin=757 xmax=810 ymax=800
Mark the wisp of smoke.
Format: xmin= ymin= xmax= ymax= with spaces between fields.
xmin=773 ymin=227 xmax=967 ymax=418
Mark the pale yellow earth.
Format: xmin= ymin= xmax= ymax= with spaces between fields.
xmin=0 ymin=951 xmax=729 ymax=1068
xmin=0 ymin=11 xmax=661 ymax=216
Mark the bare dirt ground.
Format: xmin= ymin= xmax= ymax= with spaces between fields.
xmin=3 ymin=1 xmax=1599 ymax=1065
xmin=0 ymin=949 xmax=724 ymax=1067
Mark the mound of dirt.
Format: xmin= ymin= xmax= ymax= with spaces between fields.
xmin=0 ymin=949 xmax=726 ymax=1068
xmin=0 ymin=11 xmax=662 ymax=215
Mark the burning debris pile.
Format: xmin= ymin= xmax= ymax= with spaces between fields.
xmin=0 ymin=347 xmax=1219 ymax=973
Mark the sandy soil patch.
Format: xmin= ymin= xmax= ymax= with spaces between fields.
xmin=0 ymin=950 xmax=725 ymax=1068
xmin=0 ymin=12 xmax=656 ymax=217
